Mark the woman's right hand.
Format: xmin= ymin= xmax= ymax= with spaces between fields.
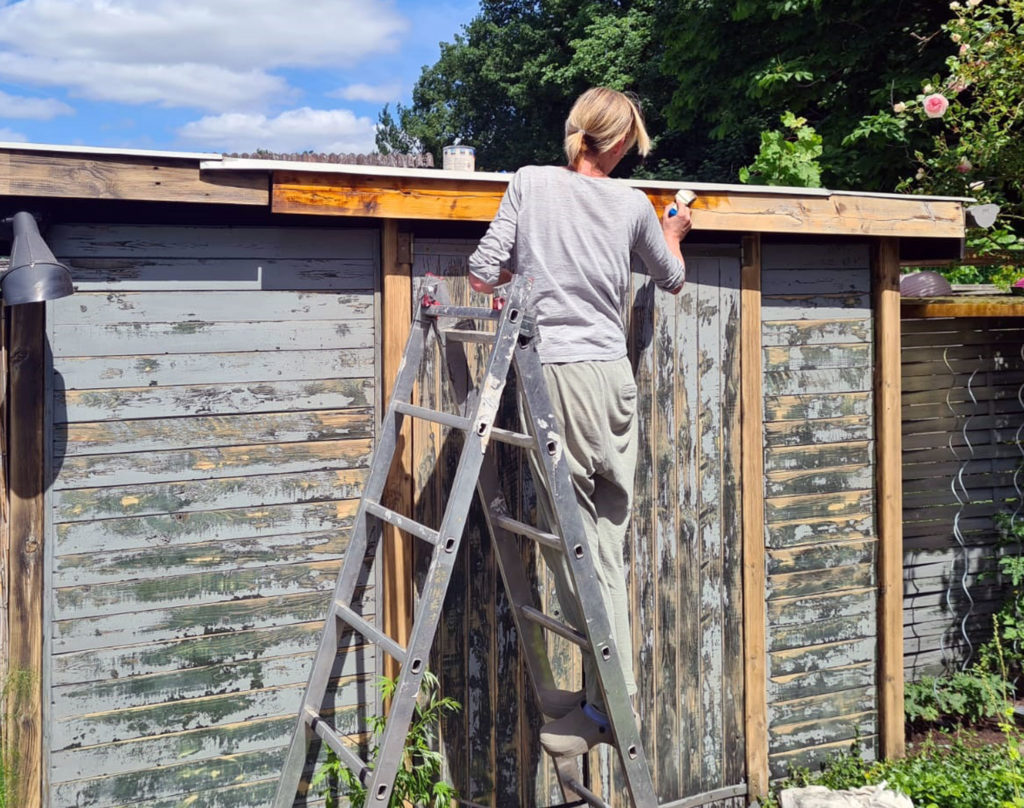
xmin=662 ymin=203 xmax=692 ymax=242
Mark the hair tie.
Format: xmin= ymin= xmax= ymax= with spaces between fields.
xmin=567 ymin=125 xmax=590 ymax=138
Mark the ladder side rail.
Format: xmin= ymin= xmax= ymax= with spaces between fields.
xmin=273 ymin=314 xmax=434 ymax=808
xmin=364 ymin=276 xmax=533 ymax=806
xmin=513 ymin=338 xmax=658 ymax=808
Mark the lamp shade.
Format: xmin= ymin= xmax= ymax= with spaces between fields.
xmin=3 ymin=211 xmax=74 ymax=305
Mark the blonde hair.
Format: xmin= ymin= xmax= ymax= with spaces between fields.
xmin=563 ymin=87 xmax=651 ymax=167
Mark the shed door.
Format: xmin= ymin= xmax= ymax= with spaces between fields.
xmin=44 ymin=225 xmax=378 ymax=808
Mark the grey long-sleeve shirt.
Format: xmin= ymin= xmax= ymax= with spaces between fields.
xmin=468 ymin=165 xmax=685 ymax=364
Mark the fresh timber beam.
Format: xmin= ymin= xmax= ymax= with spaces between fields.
xmin=380 ymin=220 xmax=414 ymax=685
xmin=874 ymin=237 xmax=906 ymax=760
xmin=901 ymin=296 xmax=1024 ymax=318
xmin=0 ymin=151 xmax=268 ymax=205
xmin=740 ymin=233 xmax=769 ymax=800
xmin=272 ymin=171 xmax=965 ymax=239
xmin=6 ymin=302 xmax=45 ymax=808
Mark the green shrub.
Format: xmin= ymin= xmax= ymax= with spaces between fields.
xmin=905 ymin=671 xmax=1011 ymax=725
xmin=312 ymin=670 xmax=460 ymax=808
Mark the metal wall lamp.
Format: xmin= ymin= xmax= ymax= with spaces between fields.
xmin=1 ymin=211 xmax=74 ymax=305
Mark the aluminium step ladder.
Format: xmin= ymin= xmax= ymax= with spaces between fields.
xmin=273 ymin=274 xmax=657 ymax=808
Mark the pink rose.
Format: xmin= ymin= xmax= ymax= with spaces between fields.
xmin=924 ymin=93 xmax=949 ymax=118
xmin=957 ymin=158 xmax=972 ymax=173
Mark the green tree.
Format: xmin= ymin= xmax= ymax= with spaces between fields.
xmin=660 ymin=0 xmax=952 ymax=187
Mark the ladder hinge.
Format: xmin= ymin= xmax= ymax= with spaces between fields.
xmin=397 ymin=233 xmax=413 ymax=264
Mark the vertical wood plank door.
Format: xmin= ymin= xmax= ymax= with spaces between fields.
xmin=43 ymin=224 xmax=379 ymax=808
xmin=408 ymin=241 xmax=745 ymax=808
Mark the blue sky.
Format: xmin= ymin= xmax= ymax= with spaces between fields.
xmin=0 ymin=0 xmax=479 ymax=154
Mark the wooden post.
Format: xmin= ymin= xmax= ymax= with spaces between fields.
xmin=740 ymin=234 xmax=769 ymax=798
xmin=873 ymin=238 xmax=905 ymax=759
xmin=380 ymin=220 xmax=414 ymax=685
xmin=5 ymin=301 xmax=45 ymax=808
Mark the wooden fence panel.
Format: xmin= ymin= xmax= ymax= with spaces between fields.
xmin=761 ymin=243 xmax=879 ymax=779
xmin=43 ymin=224 xmax=379 ymax=808
xmin=900 ymin=316 xmax=1024 ymax=677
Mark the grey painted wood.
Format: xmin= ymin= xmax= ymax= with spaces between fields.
xmin=44 ymin=223 xmax=379 ymax=808
xmin=761 ymin=253 xmax=877 ymax=782
xmin=900 ymin=316 xmax=1024 ymax=676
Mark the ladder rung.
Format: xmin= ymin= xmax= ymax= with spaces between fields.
xmin=442 ymin=328 xmax=496 ymax=344
xmin=491 ymin=513 xmax=562 ymax=551
xmin=489 ymin=426 xmax=536 ymax=449
xmin=306 ymin=707 xmax=370 ymax=782
xmin=394 ymin=401 xmax=471 ymax=431
xmin=365 ymin=501 xmax=440 ymax=546
xmin=565 ymin=777 xmax=610 ymax=808
xmin=519 ymin=605 xmax=589 ymax=649
xmin=423 ymin=304 xmax=500 ymax=321
xmin=335 ymin=603 xmax=407 ymax=664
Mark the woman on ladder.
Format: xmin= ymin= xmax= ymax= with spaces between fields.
xmin=467 ymin=86 xmax=692 ymax=757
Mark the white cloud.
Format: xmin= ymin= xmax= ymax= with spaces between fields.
xmin=0 ymin=127 xmax=28 ymax=142
xmin=329 ymin=82 xmax=402 ymax=103
xmin=0 ymin=53 xmax=289 ymax=112
xmin=178 ymin=107 xmax=377 ymax=154
xmin=0 ymin=0 xmax=409 ymax=111
xmin=0 ymin=89 xmax=73 ymax=120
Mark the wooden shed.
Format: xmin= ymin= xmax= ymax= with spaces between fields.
xmin=0 ymin=142 xmax=970 ymax=808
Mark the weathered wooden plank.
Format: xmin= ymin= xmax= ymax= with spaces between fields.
xmin=764 ymin=416 xmax=873 ymax=447
xmin=51 ymin=589 xmax=339 ymax=653
xmin=60 ymin=377 xmax=374 ymax=423
xmin=743 ymin=235 xmax=769 ymax=802
xmin=768 ymin=710 xmax=877 ymax=755
xmin=57 ymin=349 xmax=373 ymax=392
xmin=765 ymin=490 xmax=874 ymax=525
xmin=902 ymin=485 xmax=1018 ymax=510
xmin=52 ymin=291 xmax=373 ymax=325
xmin=56 ymin=438 xmax=372 ymax=490
xmin=657 ymin=268 xmax=683 ymax=796
xmin=763 ymin=366 xmax=872 ymax=396
xmin=761 ymin=294 xmax=870 ymax=322
xmin=768 ymin=563 xmax=875 ymax=600
xmin=50 ymin=746 xmax=288 ymax=807
xmin=769 ymin=637 xmax=876 ymax=678
xmin=698 ymin=263 xmax=726 ymax=790
xmin=767 ymin=589 xmax=875 ymax=627
xmin=53 ymin=558 xmax=347 ymax=619
xmin=769 ymin=735 xmax=877 ymax=781
xmin=767 ymin=540 xmax=876 ymax=575
xmin=54 ymin=528 xmax=352 ymax=587
xmin=51 ymin=621 xmax=328 ymax=685
xmin=764 ymin=344 xmax=871 ymax=372
xmin=57 ymin=409 xmax=372 ymax=455
xmin=54 ymin=468 xmax=367 ymax=523
xmin=762 ymin=244 xmax=870 ymax=272
xmin=768 ymin=662 xmax=875 ymax=703
xmin=53 ymin=678 xmax=367 ymax=753
xmin=7 ymin=300 xmax=45 ymax=808
xmin=770 ymin=440 xmax=872 ymax=473
xmin=902 ymin=457 xmax=1020 ymax=484
xmin=769 ymin=685 xmax=875 ymax=728
xmin=762 ymin=319 xmax=873 ymax=347
xmin=769 ymin=610 xmax=875 ymax=652
xmin=761 ymin=269 xmax=870 ymax=295
xmin=52 ymin=319 xmax=372 ymax=358
xmin=719 ymin=254 xmax=746 ymax=790
xmin=765 ymin=392 xmax=872 ymax=424
xmin=1 ymin=152 xmax=269 ymax=206
xmin=766 ymin=464 xmax=874 ymax=498
xmin=62 ymin=257 xmax=376 ymax=292
xmin=766 ymin=513 xmax=875 ymax=548
xmin=48 ymin=224 xmax=378 ymax=260
xmin=56 ymin=496 xmax=360 ymax=556
xmin=105 ymin=779 xmax=278 ymax=808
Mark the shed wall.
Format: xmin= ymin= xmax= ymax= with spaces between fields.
xmin=408 ymin=240 xmax=745 ymax=807
xmin=901 ymin=316 xmax=1024 ymax=677
xmin=43 ymin=224 xmax=379 ymax=807
xmin=760 ymin=243 xmax=879 ymax=778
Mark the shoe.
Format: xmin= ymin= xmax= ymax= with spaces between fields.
xmin=538 ymin=687 xmax=585 ymax=719
xmin=540 ymin=704 xmax=609 ymax=757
